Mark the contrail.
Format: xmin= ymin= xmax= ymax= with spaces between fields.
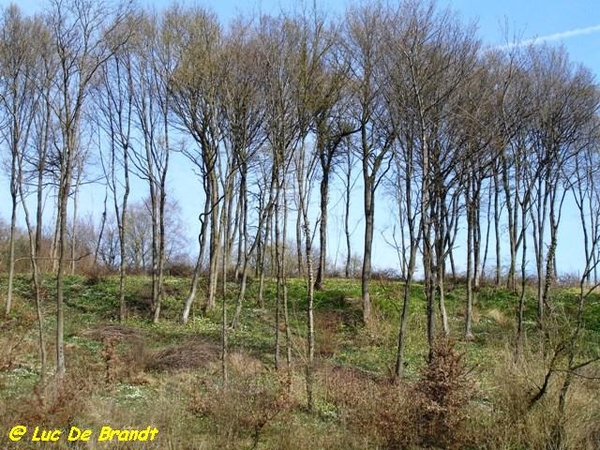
xmin=496 ymin=24 xmax=600 ymax=50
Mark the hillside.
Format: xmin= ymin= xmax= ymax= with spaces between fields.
xmin=1 ymin=274 xmax=599 ymax=449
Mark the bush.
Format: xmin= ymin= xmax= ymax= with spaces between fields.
xmin=190 ymin=374 xmax=293 ymax=449
xmin=414 ymin=338 xmax=475 ymax=448
xmin=322 ymin=339 xmax=477 ymax=449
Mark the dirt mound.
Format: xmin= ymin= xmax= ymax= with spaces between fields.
xmin=145 ymin=338 xmax=220 ymax=371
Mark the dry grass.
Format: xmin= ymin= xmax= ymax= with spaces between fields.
xmin=480 ymin=346 xmax=600 ymax=449
xmin=0 ymin=310 xmax=38 ymax=372
xmin=189 ymin=371 xmax=295 ymax=450
xmin=485 ymin=308 xmax=510 ymax=326
xmin=227 ymin=350 xmax=265 ymax=378
xmin=145 ymin=338 xmax=219 ymax=371
xmin=80 ymin=323 xmax=146 ymax=342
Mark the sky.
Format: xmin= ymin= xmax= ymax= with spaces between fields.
xmin=1 ymin=0 xmax=600 ymax=276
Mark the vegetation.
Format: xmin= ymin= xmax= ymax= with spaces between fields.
xmin=1 ymin=0 xmax=600 ymax=448
xmin=1 ymin=274 xmax=599 ymax=449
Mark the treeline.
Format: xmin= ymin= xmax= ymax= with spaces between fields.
xmin=0 ymin=200 xmax=190 ymax=274
xmin=1 ymin=0 xmax=599 ymax=393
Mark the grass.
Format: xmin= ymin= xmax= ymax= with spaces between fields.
xmin=0 ymin=273 xmax=599 ymax=449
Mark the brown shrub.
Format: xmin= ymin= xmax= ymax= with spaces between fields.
xmin=0 ymin=310 xmax=37 ymax=371
xmin=189 ymin=373 xmax=294 ymax=449
xmin=315 ymin=311 xmax=343 ymax=357
xmin=320 ymin=339 xmax=477 ymax=450
xmin=321 ymin=364 xmax=418 ymax=448
xmin=11 ymin=349 xmax=104 ymax=428
xmin=80 ymin=323 xmax=150 ymax=383
xmin=414 ymin=338 xmax=476 ymax=449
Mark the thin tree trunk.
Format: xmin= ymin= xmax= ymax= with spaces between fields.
xmin=56 ymin=148 xmax=73 ymax=381
xmin=153 ymin=123 xmax=169 ymax=323
xmin=182 ymin=252 xmax=203 ymax=325
xmin=118 ymin=144 xmax=130 ymax=322
xmin=257 ymin=208 xmax=270 ymax=309
xmin=437 ymin=258 xmax=449 ymax=336
xmin=274 ymin=188 xmax=283 ymax=370
xmin=51 ymin=209 xmax=60 ymax=274
xmin=437 ymin=194 xmax=450 ymax=336
xmin=465 ymin=197 xmax=475 ymax=340
xmin=231 ymin=173 xmax=273 ymax=328
xmin=473 ymin=183 xmax=482 ymax=289
xmin=296 ymin=202 xmax=304 ymax=277
xmin=315 ymin=168 xmax=329 ymax=290
xmin=221 ymin=263 xmax=228 ymax=385
xmin=502 ymin=155 xmax=517 ymax=292
xmin=282 ymin=187 xmax=292 ymax=383
xmin=395 ymin=237 xmax=419 ymax=379
xmin=94 ymin=190 xmax=108 ymax=267
xmin=344 ymin=147 xmax=353 ymax=278
xmin=70 ymin=168 xmax=83 ymax=275
xmin=297 ymin=154 xmax=315 ymax=411
xmin=20 ymin=181 xmax=47 ymax=383
xmin=182 ymin=205 xmax=209 ymax=324
xmin=36 ymin=158 xmax=45 ymax=267
xmin=542 ymin=187 xmax=565 ymax=320
xmin=362 ymin=182 xmax=374 ymax=325
xmin=5 ymin=172 xmax=18 ymax=316
xmin=514 ymin=207 xmax=528 ymax=362
xmin=205 ymin=170 xmax=222 ymax=314
xmin=481 ymin=178 xmax=494 ymax=284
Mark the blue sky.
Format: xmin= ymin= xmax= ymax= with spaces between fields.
xmin=1 ymin=0 xmax=599 ymax=275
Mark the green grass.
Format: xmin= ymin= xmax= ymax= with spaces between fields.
xmin=0 ymin=273 xmax=599 ymax=449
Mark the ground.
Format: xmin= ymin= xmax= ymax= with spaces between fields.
xmin=1 ymin=273 xmax=599 ymax=449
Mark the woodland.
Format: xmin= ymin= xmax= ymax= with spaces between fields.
xmin=0 ymin=0 xmax=599 ymax=448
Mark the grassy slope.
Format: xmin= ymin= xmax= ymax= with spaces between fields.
xmin=0 ymin=273 xmax=599 ymax=449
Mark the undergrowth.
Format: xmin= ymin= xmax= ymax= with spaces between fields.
xmin=0 ymin=274 xmax=598 ymax=449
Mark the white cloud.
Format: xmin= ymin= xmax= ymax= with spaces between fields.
xmin=496 ymin=24 xmax=600 ymax=50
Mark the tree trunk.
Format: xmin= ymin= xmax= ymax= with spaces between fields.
xmin=56 ymin=147 xmax=73 ymax=381
xmin=5 ymin=166 xmax=18 ymax=316
xmin=362 ymin=181 xmax=374 ymax=325
xmin=182 ymin=203 xmax=210 ymax=324
xmin=70 ymin=168 xmax=83 ymax=275
xmin=465 ymin=197 xmax=475 ymax=340
xmin=395 ymin=241 xmax=419 ymax=379
xmin=315 ymin=168 xmax=329 ymax=290
xmin=205 ymin=170 xmax=221 ymax=313
xmin=20 ymin=180 xmax=47 ymax=383
xmin=118 ymin=144 xmax=130 ymax=322
xmin=344 ymin=147 xmax=353 ymax=278
xmin=514 ymin=207 xmax=528 ymax=361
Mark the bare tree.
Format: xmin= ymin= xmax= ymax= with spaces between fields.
xmin=451 ymin=59 xmax=498 ymax=340
xmin=254 ymin=14 xmax=304 ymax=370
xmin=128 ymin=9 xmax=173 ymax=323
xmin=387 ymin=0 xmax=479 ymax=357
xmin=219 ymin=20 xmax=267 ymax=329
xmin=547 ymin=115 xmax=600 ymax=449
xmin=342 ymin=3 xmax=394 ymax=325
xmin=0 ymin=5 xmax=40 ymax=316
xmin=525 ymin=46 xmax=598 ymax=329
xmin=94 ymin=24 xmax=136 ymax=320
xmin=294 ymin=15 xmax=354 ymax=291
xmin=47 ymin=0 xmax=132 ymax=378
xmin=168 ymin=6 xmax=223 ymax=317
